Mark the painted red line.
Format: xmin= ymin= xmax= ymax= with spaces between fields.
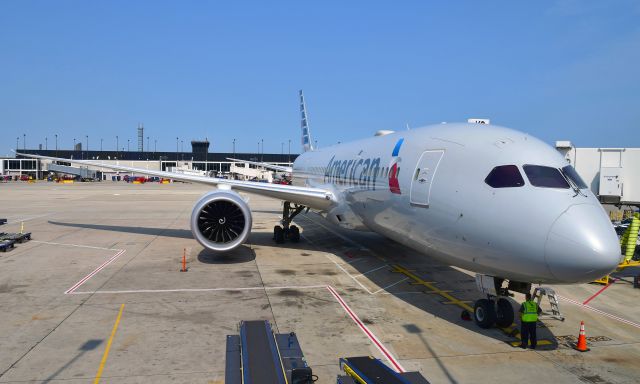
xmin=65 ymin=250 xmax=125 ymax=294
xmin=326 ymin=285 xmax=405 ymax=373
xmin=583 ymin=279 xmax=615 ymax=305
xmin=558 ymin=295 xmax=640 ymax=329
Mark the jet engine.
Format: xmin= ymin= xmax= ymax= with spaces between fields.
xmin=190 ymin=190 xmax=252 ymax=252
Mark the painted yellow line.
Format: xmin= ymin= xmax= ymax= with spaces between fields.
xmin=94 ymin=304 xmax=125 ymax=384
xmin=391 ymin=264 xmax=475 ymax=312
xmin=391 ymin=264 xmax=555 ymax=346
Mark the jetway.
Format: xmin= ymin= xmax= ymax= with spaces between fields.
xmin=556 ymin=142 xmax=640 ymax=206
xmin=46 ymin=163 xmax=98 ymax=180
xmin=230 ymin=162 xmax=274 ymax=182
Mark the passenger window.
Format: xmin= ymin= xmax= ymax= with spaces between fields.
xmin=414 ymin=168 xmax=420 ymax=180
xmin=485 ymin=165 xmax=525 ymax=188
xmin=561 ymin=165 xmax=588 ymax=189
xmin=523 ymin=165 xmax=570 ymax=189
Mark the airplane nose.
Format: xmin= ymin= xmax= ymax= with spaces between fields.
xmin=545 ymin=204 xmax=622 ymax=283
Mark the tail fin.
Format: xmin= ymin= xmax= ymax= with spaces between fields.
xmin=299 ymin=90 xmax=314 ymax=152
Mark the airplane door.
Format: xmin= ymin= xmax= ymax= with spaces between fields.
xmin=410 ymin=150 xmax=444 ymax=207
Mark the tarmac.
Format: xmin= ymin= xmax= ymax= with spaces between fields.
xmin=0 ymin=181 xmax=639 ymax=383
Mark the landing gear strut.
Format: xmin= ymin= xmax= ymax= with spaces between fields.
xmin=473 ymin=274 xmax=526 ymax=329
xmin=273 ymin=201 xmax=305 ymax=244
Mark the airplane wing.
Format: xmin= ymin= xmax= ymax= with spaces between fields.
xmin=226 ymin=157 xmax=293 ymax=173
xmin=16 ymin=152 xmax=335 ymax=210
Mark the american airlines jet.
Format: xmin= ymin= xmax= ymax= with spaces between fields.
xmin=18 ymin=90 xmax=621 ymax=328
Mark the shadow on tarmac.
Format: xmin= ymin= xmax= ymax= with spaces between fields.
xmin=197 ymin=246 xmax=256 ymax=264
xmin=47 ymin=218 xmax=559 ymax=351
xmin=48 ymin=221 xmax=193 ymax=239
xmin=253 ymin=213 xmax=561 ymax=351
xmin=42 ymin=339 xmax=103 ymax=383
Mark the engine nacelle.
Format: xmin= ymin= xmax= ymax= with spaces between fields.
xmin=190 ymin=190 xmax=252 ymax=252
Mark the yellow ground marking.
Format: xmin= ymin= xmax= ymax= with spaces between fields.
xmin=94 ymin=304 xmax=125 ymax=383
xmin=391 ymin=264 xmax=474 ymax=312
xmin=390 ymin=264 xmax=553 ymax=346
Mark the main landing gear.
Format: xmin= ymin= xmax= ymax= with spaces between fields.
xmin=273 ymin=201 xmax=306 ymax=244
xmin=473 ymin=274 xmax=530 ymax=329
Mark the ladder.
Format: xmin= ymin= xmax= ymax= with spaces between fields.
xmin=533 ymin=287 xmax=564 ymax=321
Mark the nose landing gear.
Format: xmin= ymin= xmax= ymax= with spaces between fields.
xmin=473 ymin=296 xmax=515 ymax=329
xmin=473 ymin=274 xmax=525 ymax=329
xmin=272 ymin=201 xmax=306 ymax=244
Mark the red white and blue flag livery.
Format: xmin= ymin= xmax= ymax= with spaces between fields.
xmin=388 ymin=138 xmax=404 ymax=194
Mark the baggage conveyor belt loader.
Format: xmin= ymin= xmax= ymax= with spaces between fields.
xmin=337 ymin=356 xmax=429 ymax=384
xmin=225 ymin=320 xmax=315 ymax=384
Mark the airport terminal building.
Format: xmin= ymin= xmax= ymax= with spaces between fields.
xmin=2 ymin=143 xmax=296 ymax=181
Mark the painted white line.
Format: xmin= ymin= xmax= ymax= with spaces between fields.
xmin=3 ymin=213 xmax=54 ymax=224
xmin=558 ymin=295 xmax=640 ymax=329
xmin=372 ymin=278 xmax=410 ymax=295
xmin=325 ymin=254 xmax=375 ymax=294
xmin=307 ymin=236 xmax=399 ymax=296
xmin=381 ymin=291 xmax=425 ymax=295
xmin=326 ymin=285 xmax=405 ymax=373
xmin=69 ymin=285 xmax=329 ymax=295
xmin=305 ymin=217 xmax=369 ymax=251
xmin=32 ymin=240 xmax=120 ymax=251
xmin=65 ymin=250 xmax=126 ymax=294
xmin=354 ymin=265 xmax=388 ymax=277
xmin=67 ymin=281 xmax=406 ymax=375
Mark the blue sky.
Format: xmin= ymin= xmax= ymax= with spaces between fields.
xmin=1 ymin=1 xmax=639 ymax=156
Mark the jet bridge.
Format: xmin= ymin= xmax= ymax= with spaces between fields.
xmin=47 ymin=163 xmax=98 ymax=180
xmin=556 ymin=143 xmax=640 ymax=206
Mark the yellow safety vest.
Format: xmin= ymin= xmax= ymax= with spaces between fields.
xmin=521 ymin=301 xmax=538 ymax=322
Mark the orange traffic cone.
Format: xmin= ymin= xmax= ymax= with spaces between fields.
xmin=575 ymin=321 xmax=590 ymax=352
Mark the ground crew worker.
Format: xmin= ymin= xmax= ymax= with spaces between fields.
xmin=519 ymin=292 xmax=541 ymax=349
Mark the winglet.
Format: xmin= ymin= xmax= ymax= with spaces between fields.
xmin=300 ymin=90 xmax=314 ymax=152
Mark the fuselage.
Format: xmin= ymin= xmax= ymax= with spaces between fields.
xmin=291 ymin=123 xmax=621 ymax=284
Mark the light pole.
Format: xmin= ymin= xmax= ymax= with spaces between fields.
xmin=147 ymin=136 xmax=149 ymax=152
xmin=281 ymin=142 xmax=284 ymax=155
xmin=16 ymin=137 xmax=19 ymax=151
xmin=288 ymin=139 xmax=291 ymax=163
xmin=45 ymin=137 xmax=48 ymax=150
xmin=55 ymin=134 xmax=58 ymax=151
xmin=127 ymin=139 xmax=130 ymax=152
xmin=176 ymin=137 xmax=179 ymax=161
xmin=86 ymin=135 xmax=88 ymax=159
xmin=154 ymin=139 xmax=157 ymax=153
xmin=233 ymin=138 xmax=236 ymax=157
xmin=23 ymin=134 xmax=26 ymax=150
xmin=73 ymin=138 xmax=76 ymax=151
xmin=116 ymin=136 xmax=119 ymax=155
xmin=100 ymin=138 xmax=103 ymax=151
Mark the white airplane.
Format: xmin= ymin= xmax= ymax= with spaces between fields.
xmin=17 ymin=90 xmax=621 ymax=328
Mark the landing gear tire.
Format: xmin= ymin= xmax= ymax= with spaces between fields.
xmin=289 ymin=225 xmax=300 ymax=243
xmin=474 ymin=299 xmax=496 ymax=329
xmin=273 ymin=225 xmax=284 ymax=244
xmin=495 ymin=298 xmax=515 ymax=328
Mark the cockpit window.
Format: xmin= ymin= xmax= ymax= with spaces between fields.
xmin=523 ymin=165 xmax=570 ymax=189
xmin=561 ymin=165 xmax=588 ymax=189
xmin=485 ymin=165 xmax=525 ymax=188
